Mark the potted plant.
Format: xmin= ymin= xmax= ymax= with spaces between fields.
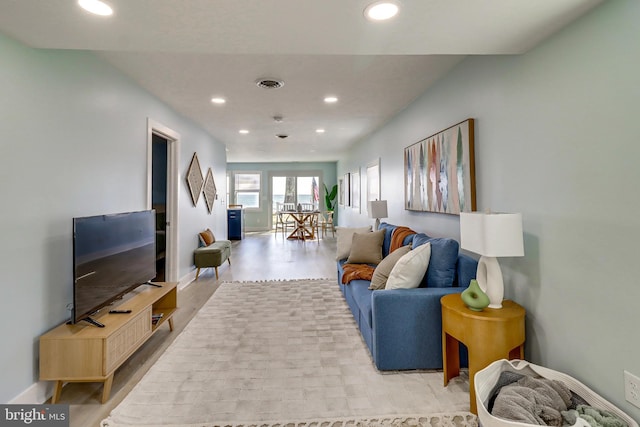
xmin=324 ymin=184 xmax=338 ymax=212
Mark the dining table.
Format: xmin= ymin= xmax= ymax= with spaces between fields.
xmin=281 ymin=210 xmax=319 ymax=241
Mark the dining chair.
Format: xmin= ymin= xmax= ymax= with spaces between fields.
xmin=320 ymin=211 xmax=335 ymax=237
xmin=274 ymin=211 xmax=286 ymax=236
xmin=274 ymin=202 xmax=295 ymax=237
xmin=307 ymin=212 xmax=320 ymax=244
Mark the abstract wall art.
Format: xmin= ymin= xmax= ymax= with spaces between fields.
xmin=404 ymin=119 xmax=476 ymax=215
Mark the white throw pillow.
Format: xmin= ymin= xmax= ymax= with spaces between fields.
xmin=335 ymin=226 xmax=372 ymax=261
xmin=385 ymin=242 xmax=431 ymax=290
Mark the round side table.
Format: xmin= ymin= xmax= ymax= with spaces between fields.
xmin=441 ymin=293 xmax=525 ymax=414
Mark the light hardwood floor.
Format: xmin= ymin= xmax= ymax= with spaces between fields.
xmin=58 ymin=230 xmax=337 ymax=427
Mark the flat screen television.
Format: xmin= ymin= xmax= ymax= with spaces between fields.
xmin=72 ymin=210 xmax=157 ymax=325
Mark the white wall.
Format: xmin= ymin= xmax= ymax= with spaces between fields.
xmin=339 ymin=0 xmax=640 ymax=418
xmin=176 ymin=139 xmax=228 ymax=278
xmin=0 ymin=34 xmax=227 ymax=403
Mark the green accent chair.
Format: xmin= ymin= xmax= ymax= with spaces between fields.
xmin=194 ymin=239 xmax=231 ymax=280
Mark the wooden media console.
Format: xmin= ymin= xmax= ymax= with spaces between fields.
xmin=39 ymin=282 xmax=178 ymax=403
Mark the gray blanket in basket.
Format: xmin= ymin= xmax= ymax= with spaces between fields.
xmin=493 ymin=375 xmax=573 ymax=426
xmin=491 ymin=372 xmax=628 ymax=427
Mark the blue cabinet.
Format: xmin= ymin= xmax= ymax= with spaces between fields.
xmin=227 ymin=208 xmax=243 ymax=240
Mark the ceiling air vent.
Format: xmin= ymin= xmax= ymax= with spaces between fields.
xmin=256 ymin=78 xmax=284 ymax=89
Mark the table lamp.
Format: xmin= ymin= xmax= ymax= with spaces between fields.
xmin=459 ymin=212 xmax=524 ymax=309
xmin=368 ymin=200 xmax=388 ymax=230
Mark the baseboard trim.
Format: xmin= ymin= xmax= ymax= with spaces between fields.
xmin=9 ymin=380 xmax=52 ymax=404
xmin=179 ymin=269 xmax=198 ymax=291
xmin=245 ymin=227 xmax=270 ymax=232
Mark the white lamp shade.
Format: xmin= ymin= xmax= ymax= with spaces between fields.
xmin=460 ymin=211 xmax=524 ymax=309
xmin=460 ymin=212 xmax=524 ymax=257
xmin=368 ymin=200 xmax=388 ymax=219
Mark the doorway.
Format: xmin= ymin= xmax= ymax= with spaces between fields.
xmin=271 ymin=174 xmax=320 ymax=229
xmin=152 ymin=134 xmax=168 ymax=281
xmin=147 ymin=118 xmax=180 ymax=282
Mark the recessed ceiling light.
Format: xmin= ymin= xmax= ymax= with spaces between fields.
xmin=78 ymin=0 xmax=113 ymax=16
xmin=324 ymin=96 xmax=338 ymax=104
xmin=239 ymin=129 xmax=249 ymax=134
xmin=364 ymin=1 xmax=399 ymax=21
xmin=316 ymin=129 xmax=325 ymax=133
xmin=256 ymin=78 xmax=284 ymax=89
xmin=211 ymin=97 xmax=226 ymax=104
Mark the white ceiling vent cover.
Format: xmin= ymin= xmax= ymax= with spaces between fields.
xmin=256 ymin=78 xmax=284 ymax=89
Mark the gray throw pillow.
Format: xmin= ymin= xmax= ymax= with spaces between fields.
xmin=346 ymin=230 xmax=385 ymax=264
xmin=335 ymin=226 xmax=372 ymax=260
xmin=369 ymin=245 xmax=411 ymax=290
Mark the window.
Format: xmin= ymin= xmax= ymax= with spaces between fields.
xmin=234 ymin=172 xmax=261 ymax=208
xmin=297 ymin=176 xmax=318 ymax=205
xmin=271 ymin=175 xmax=320 ymax=212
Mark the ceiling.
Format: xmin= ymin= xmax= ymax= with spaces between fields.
xmin=0 ymin=0 xmax=602 ymax=162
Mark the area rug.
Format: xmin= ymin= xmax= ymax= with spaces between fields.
xmin=101 ymin=279 xmax=474 ymax=427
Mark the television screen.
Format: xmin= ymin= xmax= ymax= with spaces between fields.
xmin=72 ymin=210 xmax=156 ymax=324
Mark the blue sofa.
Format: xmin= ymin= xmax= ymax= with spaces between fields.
xmin=336 ymin=222 xmax=477 ymax=371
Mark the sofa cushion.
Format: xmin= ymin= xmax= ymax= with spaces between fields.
xmin=194 ymin=240 xmax=230 ymax=254
xmin=457 ymin=253 xmax=478 ymax=289
xmin=377 ymin=222 xmax=397 ymax=257
xmin=346 ymin=230 xmax=385 ymax=264
xmin=214 ymin=240 xmax=231 ymax=250
xmin=369 ymin=245 xmax=411 ymax=290
xmin=196 ymin=245 xmax=223 ymax=255
xmin=386 ymin=242 xmax=431 ymax=289
xmin=198 ymin=228 xmax=215 ymax=246
xmin=412 ymin=234 xmax=459 ymax=288
xmin=349 ymin=280 xmax=374 ymax=329
xmin=378 ymin=222 xmax=419 ymax=257
xmin=335 ymin=226 xmax=372 ymax=260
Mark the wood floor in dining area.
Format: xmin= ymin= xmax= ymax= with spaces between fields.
xmin=61 ymin=230 xmax=338 ymax=427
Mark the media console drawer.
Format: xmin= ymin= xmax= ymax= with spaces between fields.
xmin=105 ymin=306 xmax=152 ymax=374
xmin=39 ymin=282 xmax=177 ymax=404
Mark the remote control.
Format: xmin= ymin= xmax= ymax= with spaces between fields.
xmin=109 ymin=309 xmax=132 ymax=314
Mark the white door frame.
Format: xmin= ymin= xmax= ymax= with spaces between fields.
xmin=267 ymin=170 xmax=324 ymax=229
xmin=146 ymin=118 xmax=180 ymax=282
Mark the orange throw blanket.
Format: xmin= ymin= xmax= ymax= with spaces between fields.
xmin=390 ymin=226 xmax=416 ymax=253
xmin=341 ymin=263 xmax=375 ymax=285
